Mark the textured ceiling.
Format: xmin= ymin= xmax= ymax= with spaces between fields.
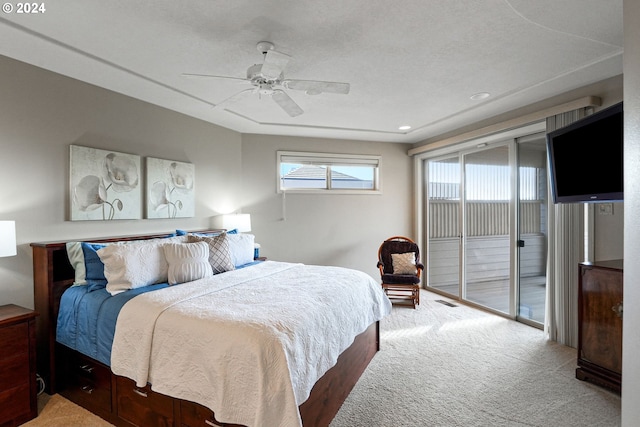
xmin=0 ymin=0 xmax=623 ymax=143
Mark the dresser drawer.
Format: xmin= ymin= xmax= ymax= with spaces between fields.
xmin=116 ymin=376 xmax=175 ymax=427
xmin=0 ymin=382 xmax=30 ymax=424
xmin=0 ymin=305 xmax=37 ymax=427
xmin=0 ymin=353 xmax=29 ymax=391
xmin=0 ymin=322 xmax=28 ymax=359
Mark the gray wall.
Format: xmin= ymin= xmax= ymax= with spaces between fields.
xmin=0 ymin=55 xmax=243 ymax=308
xmin=241 ymin=134 xmax=413 ymax=279
xmin=0 ymin=55 xmax=413 ymax=309
xmin=595 ymin=202 xmax=624 ymax=261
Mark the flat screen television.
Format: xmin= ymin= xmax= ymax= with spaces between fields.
xmin=546 ymin=102 xmax=623 ymax=203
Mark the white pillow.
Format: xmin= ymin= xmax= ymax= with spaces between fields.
xmin=163 ymin=242 xmax=213 ymax=285
xmin=98 ymin=235 xmax=187 ymax=295
xmin=226 ymin=233 xmax=255 ymax=267
xmin=66 ymin=236 xmax=175 ymax=286
xmin=66 ymin=242 xmax=87 ymax=285
xmin=391 ymin=252 xmax=417 ymax=275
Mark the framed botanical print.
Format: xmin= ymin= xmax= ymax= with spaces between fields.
xmin=146 ymin=157 xmax=195 ymax=219
xmin=70 ymin=145 xmax=142 ymax=220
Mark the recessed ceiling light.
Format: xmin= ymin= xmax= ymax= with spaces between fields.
xmin=470 ymin=92 xmax=490 ymax=101
xmin=398 ymin=125 xmax=411 ymax=131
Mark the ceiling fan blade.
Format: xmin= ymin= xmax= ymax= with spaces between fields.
xmin=215 ymin=88 xmax=255 ymax=108
xmin=271 ymin=90 xmax=303 ymax=117
xmin=260 ymin=50 xmax=291 ymax=79
xmin=283 ymin=79 xmax=350 ymax=95
xmin=181 ymin=73 xmax=247 ymax=82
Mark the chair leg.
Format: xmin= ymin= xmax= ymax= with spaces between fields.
xmin=382 ymin=283 xmax=420 ymax=308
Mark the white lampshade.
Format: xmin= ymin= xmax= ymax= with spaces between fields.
xmin=0 ymin=221 xmax=17 ymax=257
xmin=213 ymin=213 xmax=251 ymax=232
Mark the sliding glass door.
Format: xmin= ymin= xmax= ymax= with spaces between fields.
xmin=462 ymin=144 xmax=512 ymax=313
xmin=426 ymin=155 xmax=461 ymax=298
xmin=516 ymin=133 xmax=548 ymax=325
xmin=424 ymin=133 xmax=547 ymax=326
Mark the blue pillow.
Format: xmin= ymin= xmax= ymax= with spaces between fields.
xmin=81 ymin=242 xmax=107 ymax=292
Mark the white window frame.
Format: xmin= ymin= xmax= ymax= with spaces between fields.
xmin=277 ymin=150 xmax=382 ymax=194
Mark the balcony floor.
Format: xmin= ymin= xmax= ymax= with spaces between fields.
xmin=427 ymin=275 xmax=546 ymax=324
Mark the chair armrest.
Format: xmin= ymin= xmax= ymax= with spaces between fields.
xmin=416 ymin=263 xmax=424 ymax=270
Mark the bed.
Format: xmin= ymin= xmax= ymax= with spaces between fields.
xmin=32 ymin=230 xmax=391 ymax=427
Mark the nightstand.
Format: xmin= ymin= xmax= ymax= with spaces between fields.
xmin=0 ymin=304 xmax=38 ymax=426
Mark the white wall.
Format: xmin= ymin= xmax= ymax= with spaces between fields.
xmin=241 ymin=134 xmax=413 ymax=279
xmin=0 ymin=55 xmax=243 ymax=309
xmin=622 ymin=0 xmax=640 ymax=424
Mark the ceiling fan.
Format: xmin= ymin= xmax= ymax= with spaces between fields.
xmin=182 ymin=41 xmax=350 ymax=117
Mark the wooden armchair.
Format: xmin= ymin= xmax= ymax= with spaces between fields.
xmin=377 ymin=236 xmax=424 ymax=308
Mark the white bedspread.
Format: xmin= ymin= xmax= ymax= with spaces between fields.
xmin=111 ymin=261 xmax=391 ymax=427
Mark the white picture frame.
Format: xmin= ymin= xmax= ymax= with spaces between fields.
xmin=146 ymin=157 xmax=195 ymax=219
xmin=70 ymin=145 xmax=142 ymax=221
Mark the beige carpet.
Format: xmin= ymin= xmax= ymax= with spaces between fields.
xmin=22 ymin=290 xmax=621 ymax=427
xmin=21 ymin=393 xmax=112 ymax=427
xmin=330 ymin=291 xmax=620 ymax=427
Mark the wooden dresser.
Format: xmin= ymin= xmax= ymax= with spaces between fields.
xmin=576 ymin=260 xmax=623 ymax=392
xmin=0 ymin=304 xmax=38 ymax=427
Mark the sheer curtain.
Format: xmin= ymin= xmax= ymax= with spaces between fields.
xmin=544 ymin=109 xmax=589 ymax=347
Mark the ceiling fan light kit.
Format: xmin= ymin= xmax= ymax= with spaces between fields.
xmin=183 ymin=41 xmax=350 ymax=117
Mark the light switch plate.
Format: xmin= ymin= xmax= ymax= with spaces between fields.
xmin=597 ymin=203 xmax=613 ymax=215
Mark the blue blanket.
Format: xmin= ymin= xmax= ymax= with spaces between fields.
xmin=57 ymin=283 xmax=169 ymax=366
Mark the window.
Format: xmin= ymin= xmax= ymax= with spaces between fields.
xmin=428 ymin=161 xmax=542 ymax=201
xmin=277 ymin=151 xmax=381 ymax=193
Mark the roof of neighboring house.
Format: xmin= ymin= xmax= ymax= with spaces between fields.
xmin=283 ymin=165 xmax=361 ymax=181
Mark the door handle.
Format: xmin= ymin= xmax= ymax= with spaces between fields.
xmin=79 ymin=364 xmax=94 ymax=373
xmin=133 ymin=388 xmax=148 ymax=398
xmin=517 ymin=240 xmax=525 ymax=248
xmin=612 ymin=302 xmax=623 ymax=318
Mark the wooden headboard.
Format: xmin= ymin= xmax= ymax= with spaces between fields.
xmin=31 ymin=229 xmax=224 ymax=394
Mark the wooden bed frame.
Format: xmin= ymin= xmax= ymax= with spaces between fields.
xmin=32 ymin=230 xmax=380 ymax=427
